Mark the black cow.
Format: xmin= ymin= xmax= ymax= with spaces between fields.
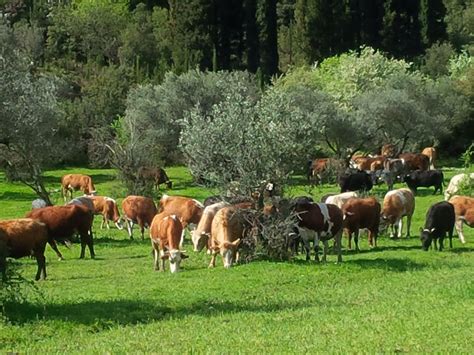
xmin=420 ymin=201 xmax=455 ymax=251
xmin=338 ymin=171 xmax=373 ymax=193
xmin=404 ymin=170 xmax=443 ymax=195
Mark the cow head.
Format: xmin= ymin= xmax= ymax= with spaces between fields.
xmin=420 ymin=227 xmax=435 ymax=251
xmin=219 ymin=238 xmax=241 ymax=269
xmin=161 ymin=249 xmax=189 ymax=273
xmin=191 ymin=230 xmax=209 ymax=252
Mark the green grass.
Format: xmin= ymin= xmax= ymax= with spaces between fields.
xmin=1 ymin=166 xmax=473 ymax=353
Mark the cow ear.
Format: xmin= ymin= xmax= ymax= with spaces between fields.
xmin=160 ymin=253 xmax=170 ymax=260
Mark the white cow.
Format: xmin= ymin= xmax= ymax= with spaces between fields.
xmin=444 ymin=173 xmax=474 ymax=201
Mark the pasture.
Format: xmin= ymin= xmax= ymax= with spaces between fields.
xmin=1 ymin=166 xmax=473 ymax=353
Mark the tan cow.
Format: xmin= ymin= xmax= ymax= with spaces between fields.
xmin=381 ymin=143 xmax=397 ymax=158
xmin=90 ymin=196 xmax=123 ymax=230
xmin=209 ymin=206 xmax=245 ymax=268
xmin=159 ymin=195 xmax=204 ymax=247
xmin=342 ymin=197 xmax=381 ymax=250
xmin=191 ymin=201 xmax=229 ymax=252
xmin=0 ymin=219 xmax=49 ymax=280
xmin=380 ymin=188 xmax=415 ymax=238
xmin=352 ymin=156 xmax=386 ymax=171
xmin=421 ymin=147 xmax=437 ymax=170
xmin=61 ymin=174 xmax=96 ymax=201
xmin=448 ymin=195 xmax=474 ymax=244
xmin=122 ymin=196 xmax=158 ymax=240
xmin=150 ymin=213 xmax=188 ymax=273
xmin=398 ymin=153 xmax=429 ymax=171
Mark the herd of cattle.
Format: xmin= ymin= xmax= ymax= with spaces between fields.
xmin=0 ymin=146 xmax=473 ymax=280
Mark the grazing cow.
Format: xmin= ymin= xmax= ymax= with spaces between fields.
xmin=307 ymin=158 xmax=343 ymax=184
xmin=150 ymin=213 xmax=188 ymax=273
xmin=380 ymin=188 xmax=415 ymax=238
xmin=26 ymin=205 xmax=95 ymax=260
xmin=404 ymin=170 xmax=444 ymax=195
xmin=137 ymin=167 xmax=173 ymax=190
xmin=61 ymin=174 xmax=96 ymax=201
xmin=420 ymin=201 xmax=455 ymax=251
xmin=448 ymin=195 xmax=474 ymax=244
xmin=342 ymin=197 xmax=381 ymax=251
xmin=444 ymin=173 xmax=474 ymax=201
xmin=421 ymin=147 xmax=437 ymax=170
xmin=209 ymin=206 xmax=245 ymax=268
xmin=325 ymin=191 xmax=359 ymax=209
xmin=192 ymin=201 xmax=229 ymax=252
xmin=89 ymin=196 xmax=123 ymax=230
xmin=0 ymin=219 xmax=49 ymax=280
xmin=122 ymin=195 xmax=158 ymax=240
xmin=293 ymin=201 xmax=343 ymax=262
xmin=399 ymin=153 xmax=429 ymax=171
xmin=339 ymin=171 xmax=373 ymax=193
xmin=381 ymin=143 xmax=397 ymax=158
xmin=159 ymin=195 xmax=204 ymax=247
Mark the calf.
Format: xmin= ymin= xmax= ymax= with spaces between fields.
xmin=342 ymin=197 xmax=381 ymax=251
xmin=0 ymin=219 xmax=49 ymax=280
xmin=325 ymin=191 xmax=359 ymax=209
xmin=61 ymin=174 xmax=96 ymax=201
xmin=380 ymin=188 xmax=415 ymax=238
xmin=399 ymin=153 xmax=429 ymax=171
xmin=209 ymin=206 xmax=245 ymax=268
xmin=150 ymin=213 xmax=188 ymax=273
xmin=448 ymin=195 xmax=474 ymax=244
xmin=339 ymin=171 xmax=373 ymax=193
xmin=26 ymin=205 xmax=95 ymax=260
xmin=293 ymin=201 xmax=343 ymax=263
xmin=90 ymin=196 xmax=123 ymax=230
xmin=159 ymin=195 xmax=204 ymax=247
xmin=122 ymin=195 xmax=157 ymax=240
xmin=420 ymin=201 xmax=455 ymax=251
xmin=192 ymin=201 xmax=229 ymax=252
xmin=404 ymin=170 xmax=444 ymax=195
xmin=444 ymin=173 xmax=474 ymax=201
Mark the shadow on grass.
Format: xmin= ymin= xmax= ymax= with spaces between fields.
xmin=6 ymin=298 xmax=312 ymax=326
xmin=346 ymin=257 xmax=427 ymax=271
xmin=0 ymin=190 xmax=38 ymax=201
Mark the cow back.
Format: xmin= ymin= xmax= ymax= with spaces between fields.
xmin=0 ymin=219 xmax=49 ymax=259
xmin=150 ymin=213 xmax=183 ymax=250
xmin=382 ymin=188 xmax=415 ymax=222
xmin=343 ymin=197 xmax=381 ymax=230
xmin=122 ymin=196 xmax=157 ymax=225
xmin=159 ymin=195 xmax=204 ymax=226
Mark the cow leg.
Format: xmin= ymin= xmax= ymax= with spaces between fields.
xmin=140 ymin=224 xmax=145 ymax=241
xmin=406 ymin=215 xmax=412 ymax=238
xmin=235 ymin=250 xmax=240 ymax=264
xmin=322 ymin=240 xmax=329 ymax=263
xmin=126 ymin=219 xmax=134 ymax=240
xmin=34 ymin=252 xmax=46 ymax=281
xmin=455 ymin=219 xmax=466 ymax=244
xmin=448 ymin=227 xmax=453 ymax=249
xmin=439 ymin=236 xmax=444 ymax=251
xmin=354 ymin=229 xmax=360 ymax=252
xmin=179 ymin=229 xmax=186 ymax=249
xmin=48 ymin=239 xmax=64 ymax=261
xmin=389 ymin=224 xmax=395 ymax=239
xmin=208 ymin=250 xmax=217 ymax=268
xmin=347 ymin=231 xmax=353 ymax=250
xmin=397 ymin=218 xmax=403 ymax=238
xmin=87 ymin=229 xmax=95 ymax=259
xmin=301 ymin=233 xmax=311 ymax=261
xmin=159 ymin=250 xmax=166 ymax=271
xmin=335 ymin=230 xmax=343 ymax=263
xmin=314 ymin=234 xmax=320 ymax=263
xmin=105 ymin=216 xmax=110 ymax=230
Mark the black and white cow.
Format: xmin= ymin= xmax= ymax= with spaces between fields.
xmin=420 ymin=201 xmax=455 ymax=251
xmin=404 ymin=170 xmax=444 ymax=195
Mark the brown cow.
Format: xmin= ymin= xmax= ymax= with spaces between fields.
xmin=137 ymin=167 xmax=172 ymax=191
xmin=380 ymin=188 xmax=415 ymax=238
xmin=208 ymin=206 xmax=245 ymax=268
xmin=191 ymin=201 xmax=229 ymax=252
xmin=352 ymin=156 xmax=386 ymax=171
xmin=0 ymin=219 xmax=49 ymax=280
xmin=122 ymin=195 xmax=158 ymax=240
xmin=448 ymin=195 xmax=474 ymax=244
xmin=421 ymin=147 xmax=437 ymax=170
xmin=26 ymin=205 xmax=95 ymax=260
xmin=293 ymin=201 xmax=343 ymax=262
xmin=381 ymin=143 xmax=397 ymax=158
xmin=342 ymin=197 xmax=381 ymax=250
xmin=159 ymin=195 xmax=204 ymax=247
xmin=307 ymin=158 xmax=343 ymax=184
xmin=61 ymin=174 xmax=96 ymax=201
xmin=150 ymin=213 xmax=188 ymax=273
xmin=90 ymin=196 xmax=123 ymax=230
xmin=398 ymin=153 xmax=429 ymax=171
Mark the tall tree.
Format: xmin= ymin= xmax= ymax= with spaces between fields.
xmin=215 ymin=0 xmax=244 ymax=70
xmin=348 ymin=0 xmax=384 ymax=49
xmin=420 ymin=0 xmax=447 ymax=46
xmin=257 ymin=0 xmax=279 ymax=79
xmin=243 ymin=0 xmax=260 ymax=72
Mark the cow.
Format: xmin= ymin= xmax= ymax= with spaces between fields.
xmin=208 ymin=206 xmax=246 ymax=268
xmin=89 ymin=196 xmax=124 ymax=230
xmin=0 ymin=219 xmax=49 ymax=280
xmin=404 ymin=170 xmax=444 ymax=195
xmin=191 ymin=201 xmax=229 ymax=252
xmin=137 ymin=167 xmax=173 ymax=191
xmin=150 ymin=213 xmax=188 ymax=273
xmin=158 ymin=195 xmax=204 ymax=247
xmin=444 ymin=173 xmax=474 ymax=201
xmin=448 ymin=195 xmax=474 ymax=244
xmin=421 ymin=147 xmax=437 ymax=170
xmin=420 ymin=201 xmax=455 ymax=251
xmin=67 ymin=196 xmax=95 ymax=212
xmin=338 ymin=171 xmax=373 ymax=193
xmin=352 ymin=156 xmax=385 ymax=171
xmin=324 ymin=191 xmax=359 ymax=209
xmin=122 ymin=195 xmax=158 ymax=240
xmin=381 ymin=143 xmax=397 ymax=158
xmin=399 ymin=153 xmax=429 ymax=171
xmin=61 ymin=174 xmax=96 ymax=201
xmin=342 ymin=197 xmax=381 ymax=251
xmin=26 ymin=205 xmax=95 ymax=260
xmin=293 ymin=201 xmax=343 ymax=263
xmin=381 ymin=158 xmax=406 ymax=190
xmin=307 ymin=158 xmax=342 ymax=185
xmin=380 ymin=188 xmax=415 ymax=239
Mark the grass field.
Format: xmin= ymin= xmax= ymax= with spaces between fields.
xmin=1 ymin=166 xmax=473 ymax=353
